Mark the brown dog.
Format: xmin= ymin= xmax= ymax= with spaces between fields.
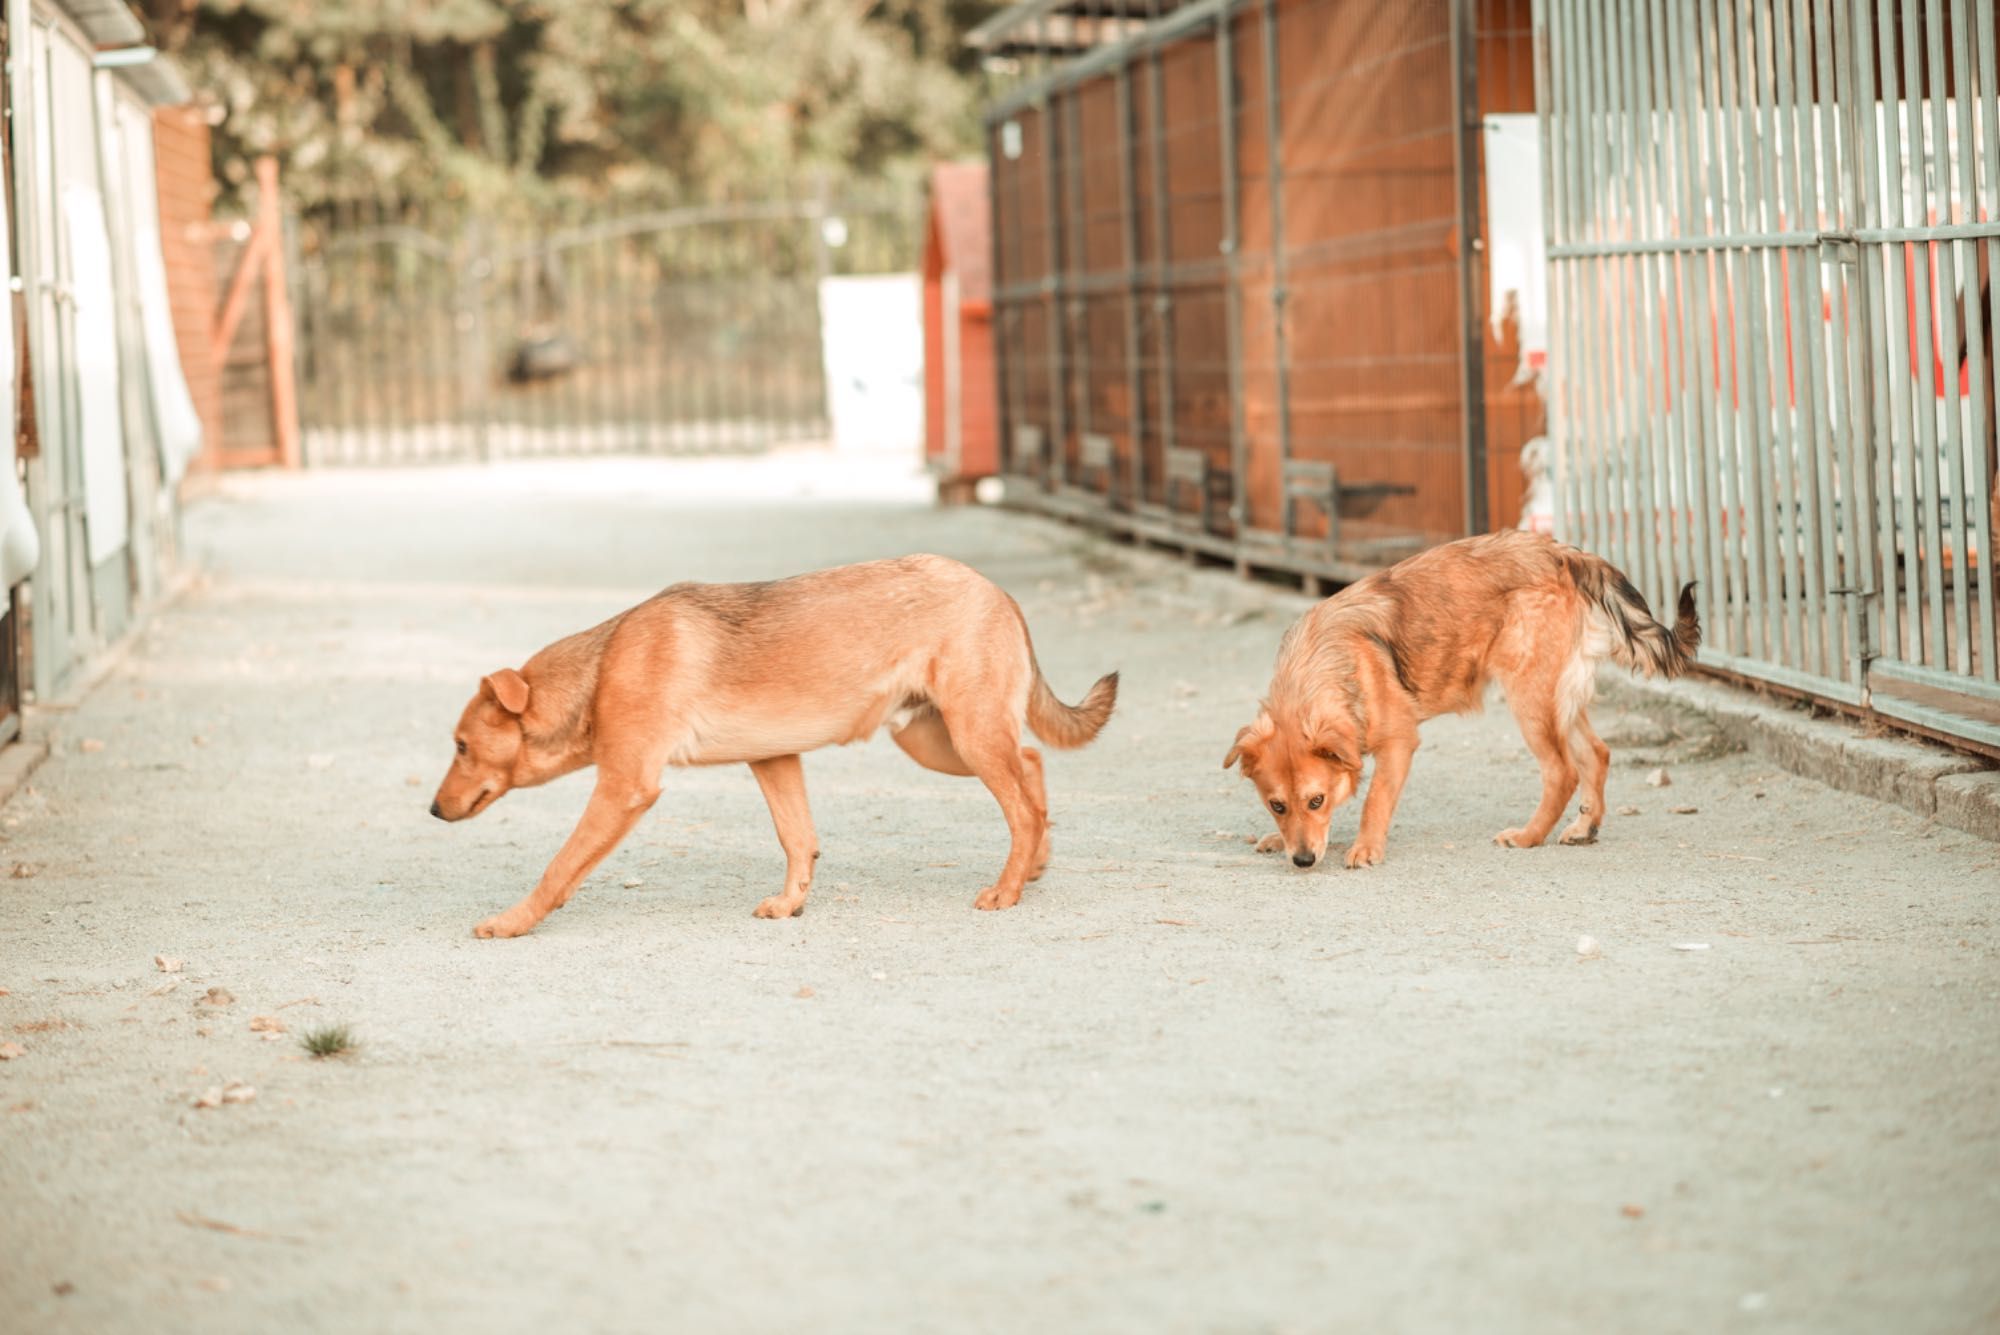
xmin=433 ymin=555 xmax=1118 ymax=937
xmin=1225 ymin=531 xmax=1698 ymax=869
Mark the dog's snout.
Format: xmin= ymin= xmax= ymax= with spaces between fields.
xmin=1292 ymin=850 xmax=1316 ymax=868
xmin=430 ymin=800 xmax=444 ymax=820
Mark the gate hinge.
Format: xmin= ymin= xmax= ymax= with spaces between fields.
xmin=1817 ymin=231 xmax=1859 ymax=265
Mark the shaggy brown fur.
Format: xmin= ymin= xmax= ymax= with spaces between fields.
xmin=1226 ymin=531 xmax=1698 ymax=869
xmin=433 ymin=555 xmax=1118 ymax=937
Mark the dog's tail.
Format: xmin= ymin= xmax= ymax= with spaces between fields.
xmin=1027 ymin=667 xmax=1120 ymax=749
xmin=1563 ymin=550 xmax=1701 ymax=678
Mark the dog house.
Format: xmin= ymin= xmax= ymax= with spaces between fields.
xmin=922 ymin=161 xmax=1001 ymax=494
xmin=974 ymin=0 xmax=1542 ymax=582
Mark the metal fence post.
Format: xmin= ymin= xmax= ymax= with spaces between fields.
xmin=1450 ymin=0 xmax=1490 ymax=536
xmin=1148 ymin=35 xmax=1177 ymax=512
xmin=1261 ymin=0 xmax=1293 ymax=552
xmin=1217 ymin=13 xmax=1248 ymax=564
xmin=1040 ymin=96 xmax=1069 ymax=487
xmin=1116 ymin=64 xmax=1146 ymax=509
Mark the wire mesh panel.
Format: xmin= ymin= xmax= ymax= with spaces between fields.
xmin=294 ymin=192 xmax=922 ymax=466
xmin=1536 ymin=0 xmax=1999 ymax=753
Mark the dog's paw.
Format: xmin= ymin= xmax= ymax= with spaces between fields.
xmin=473 ymin=909 xmax=537 ymax=939
xmin=1492 ymin=828 xmax=1545 ymax=849
xmin=1558 ymin=823 xmax=1599 ymax=846
xmin=1343 ymin=839 xmax=1385 ymax=869
xmin=753 ymin=894 xmax=806 ymax=919
xmin=973 ymin=884 xmax=1022 ymax=911
xmin=1254 ymin=833 xmax=1286 ymax=855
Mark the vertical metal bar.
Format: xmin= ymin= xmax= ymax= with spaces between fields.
xmin=1217 ymin=16 xmax=1248 ymax=548
xmin=1149 ymin=35 xmax=1178 ymax=512
xmin=1771 ymin=0 xmax=1829 ymax=679
xmin=1627 ymin=0 xmax=1666 ymax=604
xmin=1040 ymin=97 xmax=1069 ymax=488
xmin=1748 ymin=0 xmax=1803 ymax=670
xmin=1585 ymin=0 xmax=1622 ymax=577
xmin=1563 ymin=0 xmax=1601 ymax=558
xmin=1117 ymin=65 xmax=1146 ymax=508
xmin=1901 ymin=0 xmax=1947 ymax=669
xmin=1604 ymin=0 xmax=1642 ymax=590
xmin=1678 ymin=0 xmax=1729 ymax=648
xmin=1696 ymin=1 xmax=1746 ymax=654
xmin=1923 ymin=0 xmax=1970 ymax=673
xmin=1643 ymin=0 xmax=1692 ymax=615
xmin=1822 ymin=0 xmax=1878 ymax=686
xmin=1261 ymin=0 xmax=1292 ymax=542
xmin=1723 ymin=0 xmax=1781 ymax=663
xmin=1532 ymin=0 xmax=1575 ymax=544
xmin=1555 ymin=0 xmax=1591 ymax=553
xmin=1659 ymin=0 xmax=1715 ymax=635
xmin=1576 ymin=0 xmax=1608 ymax=563
xmin=986 ymin=126 xmax=1011 ymax=475
xmin=1875 ymin=0 xmax=1923 ymax=664
xmin=1855 ymin=0 xmax=1904 ymax=667
xmin=1790 ymin=0 xmax=1844 ymax=681
xmin=1970 ymin=0 xmax=2000 ymax=680
xmin=1065 ymin=87 xmax=1092 ymax=485
xmin=1451 ymin=0 xmax=1490 ymax=536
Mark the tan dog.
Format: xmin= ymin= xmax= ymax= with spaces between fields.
xmin=433 ymin=555 xmax=1117 ymax=938
xmin=1226 ymin=531 xmax=1698 ymax=869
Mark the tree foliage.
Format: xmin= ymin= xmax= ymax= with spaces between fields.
xmin=143 ymin=0 xmax=1004 ymax=209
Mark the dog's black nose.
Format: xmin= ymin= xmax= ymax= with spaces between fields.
xmin=430 ymin=801 xmax=444 ymax=820
xmin=1292 ymin=850 xmax=1316 ymax=868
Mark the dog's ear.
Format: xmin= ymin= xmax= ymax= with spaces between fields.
xmin=481 ymin=668 xmax=531 ymax=716
xmin=1309 ymin=736 xmax=1359 ymax=771
xmin=1224 ymin=714 xmax=1275 ymax=772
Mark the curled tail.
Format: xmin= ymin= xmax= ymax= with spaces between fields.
xmin=1028 ymin=668 xmax=1120 ymax=749
xmin=1564 ymin=551 xmax=1701 ymax=678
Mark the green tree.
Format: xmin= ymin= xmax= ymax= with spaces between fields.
xmin=142 ymin=0 xmax=1003 ymax=209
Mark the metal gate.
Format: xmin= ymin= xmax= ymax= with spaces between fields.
xmin=1538 ymin=0 xmax=2000 ymax=754
xmin=293 ymin=191 xmax=922 ymax=465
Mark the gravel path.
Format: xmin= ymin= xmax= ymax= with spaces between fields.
xmin=2 ymin=455 xmax=1995 ymax=1334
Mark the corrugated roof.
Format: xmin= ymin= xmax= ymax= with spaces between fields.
xmin=61 ymin=0 xmax=146 ymax=48
xmin=929 ymin=161 xmax=990 ymax=306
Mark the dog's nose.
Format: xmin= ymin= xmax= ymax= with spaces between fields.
xmin=430 ymin=801 xmax=444 ymax=820
xmin=1292 ymin=850 xmax=1316 ymax=868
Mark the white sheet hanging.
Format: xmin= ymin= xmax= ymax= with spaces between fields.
xmin=119 ymin=104 xmax=202 ymax=485
xmin=0 ymin=178 xmax=40 ymax=588
xmin=1482 ymin=115 xmax=1546 ymax=391
xmin=62 ymin=183 xmax=130 ymax=567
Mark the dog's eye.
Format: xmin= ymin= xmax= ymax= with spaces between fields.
xmin=1269 ymin=800 xmax=1287 ymax=816
xmin=455 ymin=739 xmax=467 ymax=757
xmin=1308 ymin=795 xmax=1324 ymax=810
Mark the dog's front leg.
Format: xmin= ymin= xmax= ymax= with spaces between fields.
xmin=748 ymin=754 xmax=818 ymax=919
xmin=473 ymin=776 xmax=660 ymax=938
xmin=1346 ymin=739 xmax=1416 ymax=869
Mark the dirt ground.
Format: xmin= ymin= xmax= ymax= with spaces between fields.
xmin=2 ymin=454 xmax=1996 ymax=1334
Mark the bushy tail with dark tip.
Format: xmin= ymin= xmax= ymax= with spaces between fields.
xmin=1563 ymin=551 xmax=1701 ymax=678
xmin=1028 ymin=669 xmax=1120 ymax=748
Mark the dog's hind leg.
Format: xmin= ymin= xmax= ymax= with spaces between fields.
xmin=1559 ymin=712 xmax=1610 ymax=846
xmin=938 ymin=707 xmax=1046 ymax=911
xmin=474 ymin=774 xmax=660 ymax=938
xmin=750 ymin=754 xmax=818 ymax=919
xmin=891 ymin=709 xmax=975 ymax=776
xmin=1494 ymin=689 xmax=1579 ymax=850
xmin=1020 ymin=746 xmax=1051 ymax=880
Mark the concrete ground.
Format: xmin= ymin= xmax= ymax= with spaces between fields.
xmin=2 ymin=453 xmax=1996 ymax=1334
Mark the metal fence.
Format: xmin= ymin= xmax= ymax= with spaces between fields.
xmin=291 ymin=190 xmax=924 ymax=465
xmin=1539 ymin=0 xmax=2000 ymax=755
xmin=984 ymin=0 xmax=1543 ymax=587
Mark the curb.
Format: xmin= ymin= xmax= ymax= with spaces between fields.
xmin=0 ymin=725 xmax=50 ymax=812
xmin=1599 ymin=671 xmax=2000 ymax=843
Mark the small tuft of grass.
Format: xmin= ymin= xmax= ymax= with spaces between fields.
xmin=299 ymin=1024 xmax=355 ymax=1059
